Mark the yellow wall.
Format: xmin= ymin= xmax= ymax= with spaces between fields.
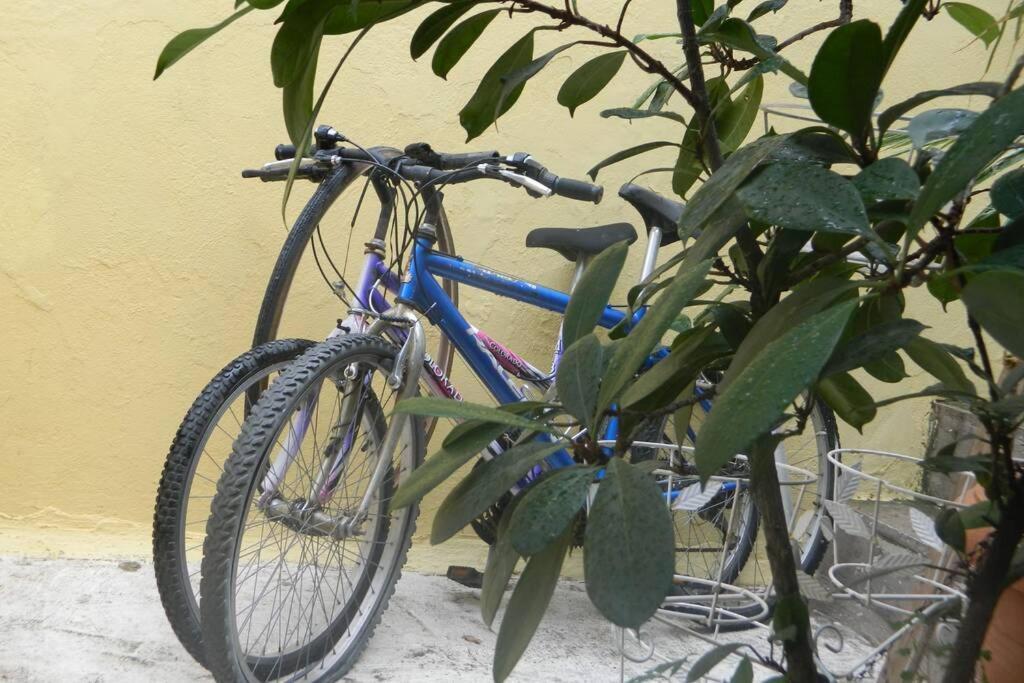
xmin=0 ymin=0 xmax=1009 ymax=568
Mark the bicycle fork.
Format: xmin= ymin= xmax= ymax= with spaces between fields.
xmin=257 ymin=305 xmax=425 ymax=539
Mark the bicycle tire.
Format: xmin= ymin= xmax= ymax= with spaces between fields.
xmin=201 ymin=335 xmax=424 ymax=682
xmin=153 ymin=338 xmax=315 ymax=666
xmin=250 ymin=154 xmax=458 ymax=443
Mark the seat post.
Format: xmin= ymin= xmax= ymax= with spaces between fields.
xmin=639 ymin=226 xmax=663 ymax=282
xmin=569 ymin=255 xmax=589 ymax=292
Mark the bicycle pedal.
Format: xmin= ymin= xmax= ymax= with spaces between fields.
xmin=446 ymin=565 xmax=484 ymax=589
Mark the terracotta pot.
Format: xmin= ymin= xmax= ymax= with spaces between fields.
xmin=961 ymin=484 xmax=1024 ymax=683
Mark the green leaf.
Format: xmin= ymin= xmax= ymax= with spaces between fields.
xmin=556 ymin=335 xmax=605 ymax=428
xmin=391 ymin=421 xmax=508 ymax=510
xmin=992 ymin=167 xmax=1024 ymax=219
xmin=621 ymin=326 xmax=728 ymax=409
xmin=493 ymin=527 xmax=571 ymax=682
xmin=678 ymin=134 xmax=790 ymax=238
xmin=737 ymin=161 xmax=871 ymax=237
xmin=458 ymin=31 xmax=535 ymax=141
xmin=281 ymin=26 xmax=324 ymax=147
xmin=584 ymin=457 xmax=674 ymax=628
xmin=672 ymin=121 xmax=704 ymax=199
xmin=431 ymin=439 xmax=568 ymax=544
xmin=747 ymin=0 xmax=787 ymax=22
xmin=823 ymin=319 xmax=926 ymax=377
xmin=694 ymin=301 xmax=857 ymax=480
xmin=907 ymin=87 xmax=1024 ymax=243
xmin=718 ymin=75 xmax=764 ymax=153
xmin=562 ymin=240 xmax=629 ymax=348
xmin=705 ymin=19 xmax=807 ymax=85
xmin=323 ymin=0 xmax=425 ymax=34
xmin=154 ymin=6 xmax=255 ymax=80
xmin=807 ymin=20 xmax=884 ymax=139
xmin=558 ymin=51 xmax=627 ymax=116
xmin=600 ymin=108 xmax=686 ymax=124
xmin=907 ymin=108 xmax=978 ymax=149
xmin=817 ymin=372 xmax=877 ymax=430
xmin=686 ymin=643 xmax=745 ymax=681
xmin=876 ymin=82 xmax=1001 ymax=137
xmin=481 ymin=495 xmax=520 ymax=627
xmin=935 ymin=506 xmax=966 ymax=552
xmin=396 ymin=396 xmax=554 ymax=432
xmin=904 ymin=337 xmax=976 ymax=394
xmin=730 ymin=658 xmax=754 ymax=683
xmin=432 ymin=9 xmax=501 ymax=79
xmin=881 ymin=0 xmax=928 ymax=75
xmin=944 ymin=2 xmax=1000 ymax=45
xmin=587 ymin=141 xmax=680 ymax=180
xmin=272 ymin=1 xmax=336 ymax=88
xmin=961 ymin=270 xmax=1024 ymax=358
xmin=598 ymin=259 xmax=715 ymax=415
xmin=497 ymin=42 xmax=577 ymax=116
xmin=508 ymin=466 xmax=595 ymax=556
xmin=853 ymin=158 xmax=920 ymax=205
xmin=410 ymin=1 xmax=478 ymax=59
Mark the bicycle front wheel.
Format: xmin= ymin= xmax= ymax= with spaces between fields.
xmin=153 ymin=338 xmax=314 ymax=665
xmin=201 ymin=335 xmax=424 ymax=682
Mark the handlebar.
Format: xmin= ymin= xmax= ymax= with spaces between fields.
xmin=243 ymin=131 xmax=603 ymax=203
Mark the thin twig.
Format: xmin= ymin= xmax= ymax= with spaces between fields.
xmin=776 ymin=0 xmax=853 ymax=52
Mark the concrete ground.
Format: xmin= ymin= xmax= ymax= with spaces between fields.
xmin=0 ymin=556 xmax=875 ymax=682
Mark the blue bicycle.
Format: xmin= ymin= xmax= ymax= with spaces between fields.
xmin=196 ymin=135 xmax=839 ymax=682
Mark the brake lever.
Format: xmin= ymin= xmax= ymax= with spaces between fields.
xmin=480 ymin=164 xmax=552 ymax=197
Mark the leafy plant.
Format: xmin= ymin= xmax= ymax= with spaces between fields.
xmin=157 ymin=1 xmax=1024 ymax=681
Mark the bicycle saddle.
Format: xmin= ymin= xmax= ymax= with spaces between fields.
xmin=618 ymin=183 xmax=684 ymax=246
xmin=525 ymin=223 xmax=637 ymax=262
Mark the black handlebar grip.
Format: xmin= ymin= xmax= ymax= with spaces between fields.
xmin=437 ymin=151 xmax=500 ymax=170
xmin=552 ymin=176 xmax=604 ymax=203
xmin=275 ymin=144 xmax=297 ymax=161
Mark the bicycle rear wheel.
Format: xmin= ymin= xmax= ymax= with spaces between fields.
xmin=153 ymin=338 xmax=314 ymax=665
xmin=201 ymin=335 xmax=423 ymax=682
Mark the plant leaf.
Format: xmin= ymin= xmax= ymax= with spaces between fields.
xmin=556 ymin=335 xmax=605 ymax=428
xmin=807 ymin=20 xmax=884 ymax=139
xmin=705 ymin=18 xmax=807 ymax=85
xmin=600 ymin=107 xmax=687 ymax=124
xmin=584 ymin=458 xmax=675 ymax=628
xmin=281 ymin=25 xmax=324 ymax=147
xmin=323 ymin=0 xmax=425 ymax=34
xmin=817 ymin=372 xmax=877 ymax=431
xmin=944 ymin=2 xmax=1000 ymax=45
xmin=410 ymin=0 xmax=478 ymax=59
xmin=686 ymin=643 xmax=745 ymax=681
xmin=587 ymin=141 xmax=680 ymax=180
xmin=508 ymin=466 xmax=595 ymax=556
xmin=493 ymin=526 xmax=571 ymax=682
xmin=481 ymin=495 xmax=520 ymax=627
xmin=906 ymin=108 xmax=978 ymax=149
xmin=598 ymin=259 xmax=715 ymax=416
xmin=906 ymin=87 xmax=1024 ymax=243
xmin=961 ymin=270 xmax=1024 ymax=358
xmin=853 ymin=158 xmax=920 ymax=205
xmin=431 ymin=439 xmax=568 ymax=544
xmin=992 ymin=167 xmax=1024 ymax=219
xmin=497 ymin=42 xmax=577 ymax=116
xmin=154 ymin=6 xmax=255 ymax=80
xmin=737 ymin=161 xmax=871 ymax=237
xmin=391 ymin=421 xmax=508 ymax=510
xmin=432 ymin=9 xmax=501 ymax=79
xmin=558 ymin=51 xmax=627 ymax=116
xmin=396 ymin=396 xmax=555 ymax=431
xmin=459 ymin=31 xmax=534 ymax=140
xmin=694 ymin=301 xmax=857 ymax=480
xmin=904 ymin=337 xmax=976 ymax=394
xmin=823 ymin=319 xmax=926 ymax=377
xmin=876 ymin=81 xmax=1001 ymax=137
xmin=881 ymin=0 xmax=928 ymax=74
xmin=678 ymin=133 xmax=790 ymax=238
xmin=935 ymin=506 xmax=966 ymax=552
xmin=747 ymin=0 xmax=787 ymax=22
xmin=562 ymin=240 xmax=629 ymax=348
